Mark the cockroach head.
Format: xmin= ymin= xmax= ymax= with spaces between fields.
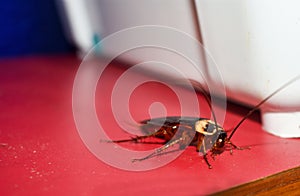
xmin=211 ymin=131 xmax=227 ymax=155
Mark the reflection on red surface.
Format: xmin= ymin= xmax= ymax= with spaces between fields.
xmin=0 ymin=55 xmax=299 ymax=195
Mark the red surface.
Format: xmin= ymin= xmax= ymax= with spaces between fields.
xmin=0 ymin=55 xmax=300 ymax=195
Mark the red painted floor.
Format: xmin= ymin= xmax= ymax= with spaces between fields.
xmin=0 ymin=55 xmax=299 ymax=195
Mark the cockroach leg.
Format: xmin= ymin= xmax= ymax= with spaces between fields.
xmin=227 ymin=141 xmax=250 ymax=155
xmin=196 ymin=140 xmax=212 ymax=169
xmin=132 ymin=137 xmax=184 ymax=162
xmin=100 ymin=133 xmax=158 ymax=143
xmin=210 ymin=153 xmax=217 ymax=161
xmin=203 ymin=154 xmax=212 ymax=169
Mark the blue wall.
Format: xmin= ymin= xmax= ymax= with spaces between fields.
xmin=0 ymin=0 xmax=73 ymax=57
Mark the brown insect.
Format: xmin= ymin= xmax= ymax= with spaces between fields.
xmin=107 ymin=76 xmax=299 ymax=168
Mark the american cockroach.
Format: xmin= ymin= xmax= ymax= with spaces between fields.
xmin=107 ymin=76 xmax=299 ymax=169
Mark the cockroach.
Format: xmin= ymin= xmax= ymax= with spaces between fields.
xmin=107 ymin=76 xmax=299 ymax=169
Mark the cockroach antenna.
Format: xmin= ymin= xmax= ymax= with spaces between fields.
xmin=228 ymin=75 xmax=300 ymax=141
xmin=104 ymin=75 xmax=300 ymax=169
xmin=187 ymin=79 xmax=219 ymax=131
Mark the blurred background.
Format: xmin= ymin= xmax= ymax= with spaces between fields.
xmin=0 ymin=0 xmax=74 ymax=58
xmin=1 ymin=0 xmax=300 ymax=137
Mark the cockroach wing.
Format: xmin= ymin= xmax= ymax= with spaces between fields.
xmin=140 ymin=116 xmax=202 ymax=133
xmin=139 ymin=116 xmax=202 ymax=141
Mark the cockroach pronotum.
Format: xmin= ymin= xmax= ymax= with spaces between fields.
xmin=106 ymin=76 xmax=299 ymax=169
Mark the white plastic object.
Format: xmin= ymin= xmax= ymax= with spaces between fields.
xmin=262 ymin=112 xmax=300 ymax=138
xmin=196 ymin=0 xmax=300 ymax=137
xmin=56 ymin=0 xmax=103 ymax=55
xmin=59 ymin=0 xmax=300 ymax=137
